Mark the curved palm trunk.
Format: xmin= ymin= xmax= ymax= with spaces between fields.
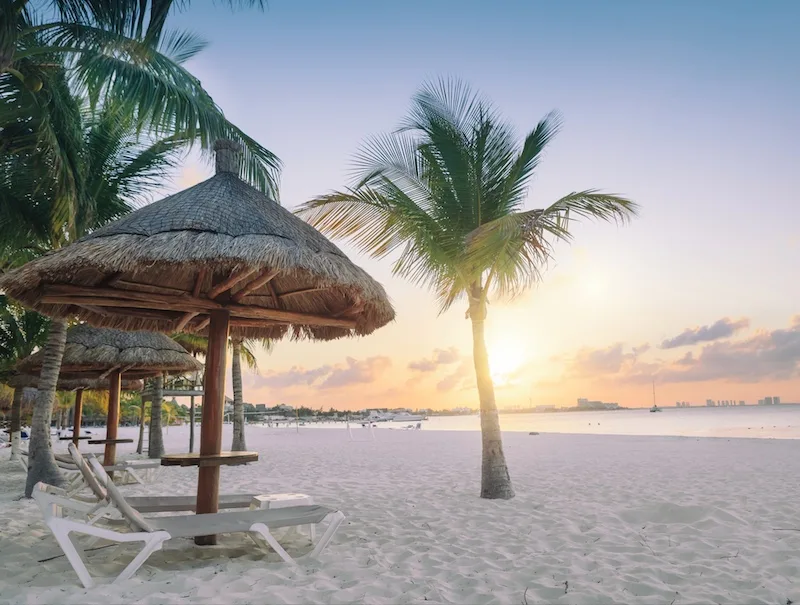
xmin=231 ymin=339 xmax=247 ymax=451
xmin=136 ymin=399 xmax=146 ymax=454
xmin=470 ymin=287 xmax=514 ymax=500
xmin=148 ymin=374 xmax=164 ymax=458
xmin=9 ymin=387 xmax=23 ymax=461
xmin=25 ymin=320 xmax=67 ymax=497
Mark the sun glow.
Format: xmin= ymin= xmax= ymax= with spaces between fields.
xmin=488 ymin=340 xmax=527 ymax=385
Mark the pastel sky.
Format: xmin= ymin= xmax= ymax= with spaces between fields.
xmin=159 ymin=0 xmax=799 ymax=409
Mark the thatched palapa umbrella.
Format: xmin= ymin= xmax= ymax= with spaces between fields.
xmin=15 ymin=325 xmax=201 ymax=463
xmin=7 ymin=372 xmax=144 ymax=448
xmin=0 ymin=140 xmax=394 ymax=544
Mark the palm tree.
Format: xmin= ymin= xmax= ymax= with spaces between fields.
xmin=230 ymin=338 xmax=261 ymax=451
xmin=0 ymin=295 xmax=50 ymax=459
xmin=170 ymin=333 xmax=265 ymax=451
xmin=298 ymin=79 xmax=639 ymax=499
xmin=1 ymin=1 xmax=279 ymax=195
xmin=148 ymin=373 xmax=165 ymax=458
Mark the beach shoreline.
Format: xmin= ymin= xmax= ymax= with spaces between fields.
xmin=2 ymin=426 xmax=799 ymax=604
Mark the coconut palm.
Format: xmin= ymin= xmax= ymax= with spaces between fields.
xmin=170 ymin=332 xmax=265 ymax=452
xmin=1 ymin=2 xmax=278 ymax=195
xmin=298 ymin=79 xmax=639 ymax=499
xmin=148 ymin=373 xmax=165 ymax=458
xmin=0 ymin=295 xmax=50 ymax=459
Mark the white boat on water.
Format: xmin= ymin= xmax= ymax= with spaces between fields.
xmin=391 ymin=412 xmax=424 ymax=422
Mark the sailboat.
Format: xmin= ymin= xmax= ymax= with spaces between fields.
xmin=650 ymin=380 xmax=662 ymax=412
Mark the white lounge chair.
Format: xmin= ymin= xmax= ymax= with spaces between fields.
xmin=19 ymin=448 xmax=158 ymax=486
xmin=64 ymin=443 xmax=256 ymax=520
xmin=33 ymin=470 xmax=346 ymax=588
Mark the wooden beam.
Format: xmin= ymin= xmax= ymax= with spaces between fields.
xmin=46 ymin=285 xmax=222 ymax=309
xmin=177 ymin=269 xmax=210 ymax=331
xmin=207 ymin=268 xmax=258 ymax=300
xmin=77 ymin=304 xmax=110 ymax=316
xmin=72 ymin=389 xmax=84 ymax=449
xmin=104 ymin=371 xmax=122 ymax=469
xmin=97 ymin=365 xmax=121 ymax=381
xmin=192 ymin=268 xmax=208 ymax=298
xmin=229 ymin=318 xmax=287 ymax=328
xmin=276 ymin=286 xmax=331 ymax=300
xmin=174 ymin=312 xmax=199 ymax=332
xmin=267 ymin=281 xmax=281 ymax=309
xmin=196 ymin=309 xmax=230 ymax=545
xmin=110 ymin=279 xmax=189 ymax=297
xmin=231 ymin=269 xmax=280 ymax=302
xmin=43 ymin=285 xmax=357 ymax=329
xmin=42 ymin=295 xmax=212 ymax=314
xmin=226 ymin=302 xmax=356 ymax=329
xmin=195 ymin=317 xmax=210 ymax=332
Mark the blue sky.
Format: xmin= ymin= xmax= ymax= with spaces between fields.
xmin=162 ymin=0 xmax=799 ymax=408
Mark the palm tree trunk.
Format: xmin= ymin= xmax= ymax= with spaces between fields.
xmin=231 ymin=339 xmax=247 ymax=451
xmin=9 ymin=387 xmax=23 ymax=461
xmin=148 ymin=373 xmax=164 ymax=458
xmin=469 ymin=285 xmax=514 ymax=500
xmin=25 ymin=320 xmax=67 ymax=497
xmin=136 ymin=398 xmax=146 ymax=454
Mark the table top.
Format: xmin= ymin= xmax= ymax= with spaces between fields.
xmin=160 ymin=451 xmax=259 ymax=467
xmin=88 ymin=438 xmax=134 ymax=445
xmin=58 ymin=435 xmax=91 ymax=440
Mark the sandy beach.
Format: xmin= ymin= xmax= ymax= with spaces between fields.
xmin=2 ymin=426 xmax=800 ymax=604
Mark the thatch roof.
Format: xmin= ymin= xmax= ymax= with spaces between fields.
xmin=6 ymin=372 xmax=144 ymax=392
xmin=0 ymin=140 xmax=395 ymax=341
xmin=15 ymin=325 xmax=202 ymax=380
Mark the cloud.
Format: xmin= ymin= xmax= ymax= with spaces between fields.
xmin=408 ymin=347 xmax=461 ymax=372
xmin=258 ymin=366 xmax=333 ymax=389
xmin=568 ymin=342 xmax=649 ymax=376
xmin=563 ymin=319 xmax=800 ymax=385
xmin=436 ymin=359 xmax=474 ymax=392
xmin=319 ymin=357 xmax=392 ymax=389
xmin=660 ymin=318 xmax=750 ymax=349
xmin=655 ymin=323 xmax=800 ymax=383
xmin=257 ymin=356 xmax=391 ymax=390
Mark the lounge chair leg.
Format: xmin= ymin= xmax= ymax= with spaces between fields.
xmin=124 ymin=468 xmax=145 ymax=485
xmin=249 ymin=523 xmax=299 ymax=567
xmin=309 ymin=511 xmax=345 ymax=558
xmin=114 ymin=534 xmax=169 ymax=584
xmin=50 ymin=526 xmax=95 ymax=589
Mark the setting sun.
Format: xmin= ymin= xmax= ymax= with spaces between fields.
xmin=488 ymin=340 xmax=527 ymax=385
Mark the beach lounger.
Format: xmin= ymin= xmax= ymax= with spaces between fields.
xmin=63 ymin=443 xmax=256 ymax=520
xmin=32 ymin=461 xmax=345 ymax=588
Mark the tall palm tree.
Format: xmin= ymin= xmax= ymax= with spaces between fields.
xmin=230 ymin=338 xmax=261 ymax=451
xmin=298 ymin=79 xmax=639 ymax=499
xmin=0 ymin=295 xmax=50 ymax=459
xmin=1 ymin=1 xmax=279 ymax=195
xmin=170 ymin=332 xmax=265 ymax=452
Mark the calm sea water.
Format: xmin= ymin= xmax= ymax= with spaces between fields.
xmin=414 ymin=405 xmax=800 ymax=439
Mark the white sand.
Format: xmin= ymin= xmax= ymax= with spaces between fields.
xmin=2 ymin=425 xmax=800 ymax=604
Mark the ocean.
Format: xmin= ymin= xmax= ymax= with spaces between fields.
xmin=417 ymin=404 xmax=800 ymax=439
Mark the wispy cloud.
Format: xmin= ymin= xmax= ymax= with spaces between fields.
xmin=408 ymin=347 xmax=461 ymax=372
xmin=256 ymin=356 xmax=391 ymax=390
xmin=660 ymin=317 xmax=750 ymax=349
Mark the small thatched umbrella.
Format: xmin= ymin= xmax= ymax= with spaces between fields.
xmin=7 ymin=372 xmax=144 ymax=447
xmin=15 ymin=325 xmax=201 ymax=463
xmin=0 ymin=140 xmax=394 ymax=544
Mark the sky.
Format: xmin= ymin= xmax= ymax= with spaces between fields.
xmin=158 ymin=0 xmax=799 ymax=410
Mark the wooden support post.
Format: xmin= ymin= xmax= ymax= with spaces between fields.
xmin=104 ymin=371 xmax=122 ymax=468
xmin=195 ymin=309 xmax=230 ymax=545
xmin=72 ymin=389 xmax=84 ymax=448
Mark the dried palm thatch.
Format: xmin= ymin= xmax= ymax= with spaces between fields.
xmin=6 ymin=372 xmax=144 ymax=392
xmin=15 ymin=325 xmax=202 ymax=380
xmin=0 ymin=141 xmax=395 ymax=341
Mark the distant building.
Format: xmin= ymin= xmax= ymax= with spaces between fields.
xmin=276 ymin=404 xmax=294 ymax=412
xmin=739 ymin=401 xmax=745 ymax=406
xmin=774 ymin=396 xmax=781 ymax=405
xmin=255 ymin=404 xmax=266 ymax=412
xmin=765 ymin=397 xmax=774 ymax=405
xmin=577 ymin=398 xmax=619 ymax=410
xmin=706 ymin=399 xmax=715 ymax=407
